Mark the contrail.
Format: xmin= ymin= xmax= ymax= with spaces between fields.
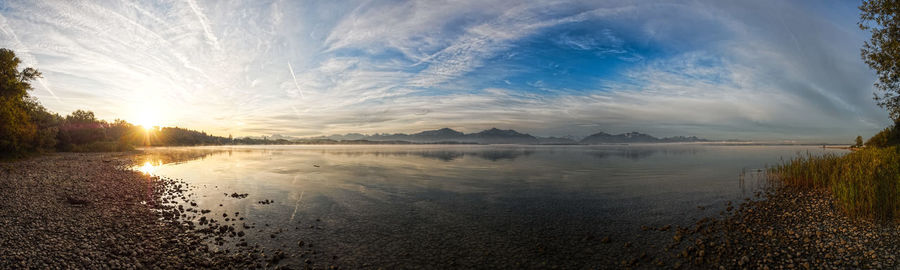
xmin=36 ymin=78 xmax=61 ymax=104
xmin=287 ymin=62 xmax=305 ymax=98
xmin=185 ymin=0 xmax=221 ymax=51
xmin=775 ymin=3 xmax=803 ymax=59
xmin=0 ymin=14 xmax=61 ymax=104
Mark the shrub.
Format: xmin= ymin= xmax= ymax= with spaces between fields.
xmin=69 ymin=141 xmax=134 ymax=152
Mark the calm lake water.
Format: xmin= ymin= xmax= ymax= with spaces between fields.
xmin=135 ymin=144 xmax=846 ymax=268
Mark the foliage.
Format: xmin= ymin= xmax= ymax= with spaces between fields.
xmin=0 ymin=48 xmax=44 ymax=157
xmin=24 ymin=98 xmax=62 ymax=152
xmin=68 ymin=141 xmax=133 ymax=152
xmin=865 ymin=125 xmax=900 ymax=148
xmin=860 ymin=0 xmax=900 ymax=121
xmin=855 ymin=135 xmax=865 ymax=148
xmin=57 ymin=110 xmax=108 ymax=149
xmin=134 ymin=127 xmax=233 ymax=146
xmin=770 ymin=147 xmax=900 ymax=221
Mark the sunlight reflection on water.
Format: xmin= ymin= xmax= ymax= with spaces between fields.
xmin=134 ymin=160 xmax=161 ymax=175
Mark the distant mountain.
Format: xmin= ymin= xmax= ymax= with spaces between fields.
xmin=414 ymin=127 xmax=465 ymax=137
xmin=302 ymin=128 xmax=577 ymax=145
xmin=560 ymin=134 xmax=584 ymax=142
xmin=469 ymin=128 xmax=539 ymax=144
xmin=536 ymin=136 xmax=579 ymax=145
xmin=410 ymin=128 xmax=467 ymax=141
xmin=579 ymin=132 xmax=620 ymax=144
xmin=269 ymin=134 xmax=297 ymax=140
xmin=580 ymin=131 xmax=708 ymax=144
xmin=299 ymin=128 xmax=705 ymax=145
xmin=310 ymin=133 xmax=367 ymax=141
xmin=660 ymin=136 xmax=709 ymax=143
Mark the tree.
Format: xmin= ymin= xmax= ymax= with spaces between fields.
xmin=65 ymin=109 xmax=97 ymax=124
xmin=855 ymin=135 xmax=864 ymax=148
xmin=860 ymin=0 xmax=900 ymax=122
xmin=24 ymin=98 xmax=61 ymax=152
xmin=0 ymin=48 xmax=42 ymax=156
xmin=58 ymin=110 xmax=108 ymax=148
xmin=866 ymin=125 xmax=900 ymax=147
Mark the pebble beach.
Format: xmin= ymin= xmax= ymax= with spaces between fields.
xmin=0 ymin=153 xmax=263 ymax=269
xmin=661 ymin=187 xmax=900 ymax=269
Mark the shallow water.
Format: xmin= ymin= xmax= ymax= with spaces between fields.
xmin=135 ymin=144 xmax=846 ymax=268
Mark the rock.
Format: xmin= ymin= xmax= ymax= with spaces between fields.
xmin=66 ymin=196 xmax=90 ymax=205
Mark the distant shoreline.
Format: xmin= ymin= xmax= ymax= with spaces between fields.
xmin=136 ymin=141 xmax=856 ymax=147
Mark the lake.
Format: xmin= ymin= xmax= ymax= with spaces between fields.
xmin=134 ymin=144 xmax=846 ymax=268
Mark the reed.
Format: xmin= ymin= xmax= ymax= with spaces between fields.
xmin=769 ymin=146 xmax=900 ymax=220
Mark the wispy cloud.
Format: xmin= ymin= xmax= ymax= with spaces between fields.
xmin=0 ymin=0 xmax=886 ymax=142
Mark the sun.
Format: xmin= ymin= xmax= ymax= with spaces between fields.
xmin=137 ymin=114 xmax=158 ymax=131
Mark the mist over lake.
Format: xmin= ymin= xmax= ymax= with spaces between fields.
xmin=135 ymin=144 xmax=846 ymax=268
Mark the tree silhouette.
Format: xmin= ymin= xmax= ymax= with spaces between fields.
xmin=860 ymin=0 xmax=900 ymax=122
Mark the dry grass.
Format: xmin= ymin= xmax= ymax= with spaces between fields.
xmin=769 ymin=146 xmax=900 ymax=221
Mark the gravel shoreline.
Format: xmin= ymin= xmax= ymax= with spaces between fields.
xmin=0 ymin=153 xmax=263 ymax=269
xmin=660 ymin=186 xmax=900 ymax=269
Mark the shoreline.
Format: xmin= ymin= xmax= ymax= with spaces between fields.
xmin=659 ymin=185 xmax=899 ymax=269
xmin=0 ymin=153 xmax=264 ymax=268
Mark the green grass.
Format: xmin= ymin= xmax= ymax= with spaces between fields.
xmin=769 ymin=146 xmax=900 ymax=221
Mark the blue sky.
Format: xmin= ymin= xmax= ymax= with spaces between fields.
xmin=0 ymin=0 xmax=888 ymax=142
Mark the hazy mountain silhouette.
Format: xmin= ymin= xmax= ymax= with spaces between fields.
xmin=305 ymin=128 xmax=706 ymax=145
xmin=469 ymin=128 xmax=539 ymax=144
xmin=580 ymin=131 xmax=708 ymax=144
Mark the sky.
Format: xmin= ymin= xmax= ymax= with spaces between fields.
xmin=0 ymin=0 xmax=889 ymax=142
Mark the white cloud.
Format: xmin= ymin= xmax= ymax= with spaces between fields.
xmin=0 ymin=0 xmax=887 ymax=142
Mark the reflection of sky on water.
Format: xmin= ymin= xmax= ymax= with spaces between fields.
xmin=133 ymin=145 xmax=846 ymax=268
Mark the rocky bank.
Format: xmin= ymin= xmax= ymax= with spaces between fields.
xmin=0 ymin=153 xmax=265 ymax=269
xmin=660 ymin=187 xmax=900 ymax=269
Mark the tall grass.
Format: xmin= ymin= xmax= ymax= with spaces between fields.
xmin=769 ymin=146 xmax=900 ymax=220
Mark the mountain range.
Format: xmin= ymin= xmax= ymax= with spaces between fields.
xmin=302 ymin=128 xmax=708 ymax=145
xmin=579 ymin=131 xmax=708 ymax=144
